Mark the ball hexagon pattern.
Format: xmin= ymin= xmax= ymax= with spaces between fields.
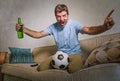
xmin=51 ymin=51 xmax=69 ymax=70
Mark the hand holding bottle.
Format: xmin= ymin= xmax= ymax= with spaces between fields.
xmin=16 ymin=17 xmax=24 ymax=39
xmin=16 ymin=23 xmax=24 ymax=31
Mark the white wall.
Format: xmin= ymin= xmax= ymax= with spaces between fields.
xmin=0 ymin=0 xmax=120 ymax=51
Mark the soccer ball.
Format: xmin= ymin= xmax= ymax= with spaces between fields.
xmin=51 ymin=51 xmax=69 ymax=70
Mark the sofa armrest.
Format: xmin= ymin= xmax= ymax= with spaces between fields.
xmin=5 ymin=53 xmax=11 ymax=63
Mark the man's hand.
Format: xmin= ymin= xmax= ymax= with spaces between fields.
xmin=104 ymin=9 xmax=115 ymax=30
xmin=16 ymin=23 xmax=24 ymax=31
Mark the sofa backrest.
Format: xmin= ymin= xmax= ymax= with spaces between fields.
xmin=32 ymin=33 xmax=120 ymax=62
xmin=32 ymin=45 xmax=58 ymax=56
xmin=80 ymin=33 xmax=120 ymax=55
xmin=32 ymin=45 xmax=58 ymax=63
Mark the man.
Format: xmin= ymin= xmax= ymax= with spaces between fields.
xmin=16 ymin=4 xmax=115 ymax=73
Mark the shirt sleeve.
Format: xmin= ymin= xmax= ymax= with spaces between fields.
xmin=43 ymin=25 xmax=53 ymax=35
xmin=74 ymin=21 xmax=84 ymax=34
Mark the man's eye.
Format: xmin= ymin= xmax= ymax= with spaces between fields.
xmin=63 ymin=15 xmax=67 ymax=17
xmin=57 ymin=16 xmax=60 ymax=18
xmin=63 ymin=15 xmax=65 ymax=17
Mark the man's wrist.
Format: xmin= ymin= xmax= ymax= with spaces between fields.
xmin=23 ymin=26 xmax=25 ymax=33
xmin=103 ymin=24 xmax=110 ymax=30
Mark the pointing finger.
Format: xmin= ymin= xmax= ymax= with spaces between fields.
xmin=107 ymin=9 xmax=115 ymax=17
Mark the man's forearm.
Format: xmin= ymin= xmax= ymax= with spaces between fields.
xmin=82 ymin=25 xmax=109 ymax=35
xmin=23 ymin=26 xmax=48 ymax=38
xmin=23 ymin=27 xmax=40 ymax=38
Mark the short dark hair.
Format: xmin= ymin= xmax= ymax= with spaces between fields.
xmin=54 ymin=4 xmax=69 ymax=15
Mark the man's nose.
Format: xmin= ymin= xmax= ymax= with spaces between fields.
xmin=60 ymin=16 xmax=64 ymax=21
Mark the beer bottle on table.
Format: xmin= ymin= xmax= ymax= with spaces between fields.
xmin=17 ymin=17 xmax=24 ymax=39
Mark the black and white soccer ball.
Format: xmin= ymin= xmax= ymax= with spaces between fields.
xmin=51 ymin=51 xmax=69 ymax=70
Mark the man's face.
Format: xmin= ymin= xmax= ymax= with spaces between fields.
xmin=55 ymin=11 xmax=69 ymax=27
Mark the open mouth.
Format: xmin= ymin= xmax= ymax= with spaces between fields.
xmin=60 ymin=21 xmax=66 ymax=26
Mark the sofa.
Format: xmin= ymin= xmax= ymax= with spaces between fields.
xmin=1 ymin=32 xmax=120 ymax=81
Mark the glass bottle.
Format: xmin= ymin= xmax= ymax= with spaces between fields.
xmin=17 ymin=17 xmax=24 ymax=39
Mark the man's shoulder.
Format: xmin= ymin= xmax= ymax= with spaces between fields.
xmin=49 ymin=22 xmax=58 ymax=27
xmin=47 ymin=22 xmax=57 ymax=28
xmin=47 ymin=22 xmax=59 ymax=30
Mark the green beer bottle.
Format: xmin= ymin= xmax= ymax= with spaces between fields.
xmin=17 ymin=17 xmax=24 ymax=39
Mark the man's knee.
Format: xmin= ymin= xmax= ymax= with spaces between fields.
xmin=68 ymin=54 xmax=83 ymax=73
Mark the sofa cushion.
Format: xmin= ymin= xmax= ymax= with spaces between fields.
xmin=32 ymin=45 xmax=57 ymax=63
xmin=72 ymin=63 xmax=120 ymax=81
xmin=1 ymin=63 xmax=70 ymax=81
xmin=33 ymin=52 xmax=52 ymax=63
xmin=84 ymin=39 xmax=120 ymax=67
xmin=9 ymin=47 xmax=34 ymax=63
xmin=37 ymin=54 xmax=83 ymax=73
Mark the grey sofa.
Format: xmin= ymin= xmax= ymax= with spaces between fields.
xmin=1 ymin=32 xmax=120 ymax=81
